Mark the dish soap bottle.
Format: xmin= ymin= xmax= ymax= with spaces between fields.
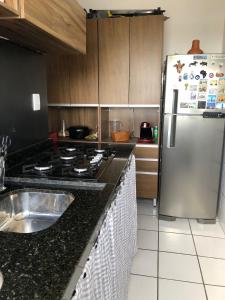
xmin=153 ymin=125 xmax=159 ymax=144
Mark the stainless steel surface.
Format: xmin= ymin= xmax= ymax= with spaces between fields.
xmin=160 ymin=114 xmax=224 ymax=219
xmin=0 ymin=189 xmax=74 ymax=233
xmin=0 ymin=157 xmax=6 ymax=192
xmin=0 ymin=272 xmax=3 ymax=290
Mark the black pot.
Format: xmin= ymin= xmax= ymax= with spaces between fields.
xmin=68 ymin=126 xmax=90 ymax=139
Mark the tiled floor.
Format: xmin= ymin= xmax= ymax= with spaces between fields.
xmin=127 ymin=199 xmax=225 ymax=300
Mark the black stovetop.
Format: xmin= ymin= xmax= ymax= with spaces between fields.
xmin=6 ymin=142 xmax=116 ymax=182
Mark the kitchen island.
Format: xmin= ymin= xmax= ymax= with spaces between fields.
xmin=0 ymin=141 xmax=136 ymax=300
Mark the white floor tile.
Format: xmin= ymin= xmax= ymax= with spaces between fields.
xmin=190 ymin=220 xmax=225 ymax=238
xmin=159 ymin=232 xmax=196 ymax=255
xmin=205 ymin=285 xmax=225 ymax=300
xmin=159 ymin=252 xmax=202 ymax=283
xmin=159 ymin=218 xmax=191 ymax=234
xmin=159 ymin=279 xmax=206 ymax=300
xmin=127 ymin=275 xmax=157 ymax=300
xmin=137 ymin=215 xmax=158 ymax=231
xmin=194 ymin=236 xmax=225 ymax=259
xmin=199 ymin=257 xmax=225 ymax=286
xmin=138 ymin=230 xmax=158 ymax=251
xmin=131 ymin=249 xmax=157 ymax=277
xmin=137 ymin=199 xmax=157 ymax=216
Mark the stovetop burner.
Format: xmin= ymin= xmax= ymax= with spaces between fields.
xmin=60 ymin=155 xmax=76 ymax=161
xmin=65 ymin=147 xmax=77 ymax=152
xmin=73 ymin=167 xmax=88 ymax=173
xmin=34 ymin=164 xmax=53 ymax=172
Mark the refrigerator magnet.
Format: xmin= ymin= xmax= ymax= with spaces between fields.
xmin=189 ymin=61 xmax=198 ymax=67
xmin=195 ymin=75 xmax=200 ymax=80
xmin=210 ymin=80 xmax=218 ymax=86
xmin=208 ymin=95 xmax=217 ymax=102
xmin=198 ymin=101 xmax=206 ymax=109
xmin=189 ymin=85 xmax=197 ymax=91
xmin=200 ymin=70 xmax=207 ymax=78
xmin=198 ymin=93 xmax=206 ymax=101
xmin=207 ymin=102 xmax=216 ymax=109
xmin=217 ymin=95 xmax=225 ymax=102
xmin=209 ymin=73 xmax=214 ymax=78
xmin=173 ymin=60 xmax=185 ymax=73
xmin=200 ymin=61 xmax=208 ymax=66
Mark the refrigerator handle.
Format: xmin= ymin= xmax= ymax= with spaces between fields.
xmin=167 ymin=89 xmax=178 ymax=148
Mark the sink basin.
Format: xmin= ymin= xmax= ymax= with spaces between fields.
xmin=0 ymin=189 xmax=75 ymax=233
xmin=0 ymin=272 xmax=3 ymax=290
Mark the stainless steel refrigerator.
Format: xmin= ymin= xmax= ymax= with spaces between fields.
xmin=159 ymin=54 xmax=225 ymax=221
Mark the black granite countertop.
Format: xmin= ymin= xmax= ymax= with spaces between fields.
xmin=0 ymin=184 xmax=115 ymax=300
xmin=0 ymin=140 xmax=134 ymax=300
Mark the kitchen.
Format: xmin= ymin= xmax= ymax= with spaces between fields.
xmin=1 ymin=0 xmax=225 ymax=300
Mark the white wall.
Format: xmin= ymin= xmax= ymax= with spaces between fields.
xmin=78 ymin=0 xmax=225 ymax=58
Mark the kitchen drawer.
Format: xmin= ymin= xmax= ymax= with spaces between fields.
xmin=136 ymin=159 xmax=158 ymax=173
xmin=135 ymin=146 xmax=158 ymax=159
xmin=136 ymin=173 xmax=158 ymax=199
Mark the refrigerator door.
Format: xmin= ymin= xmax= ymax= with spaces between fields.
xmin=159 ymin=114 xmax=224 ymax=219
xmin=164 ymin=54 xmax=225 ymax=115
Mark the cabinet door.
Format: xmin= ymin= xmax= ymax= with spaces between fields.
xmin=137 ymin=173 xmax=158 ymax=199
xmin=47 ymin=56 xmax=71 ymax=104
xmin=69 ymin=19 xmax=98 ymax=105
xmin=129 ymin=16 xmax=164 ymax=105
xmin=99 ymin=18 xmax=129 ymax=105
xmin=22 ymin=0 xmax=86 ymax=54
xmin=0 ymin=0 xmax=19 ymax=16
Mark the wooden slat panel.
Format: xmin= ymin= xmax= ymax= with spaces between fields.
xmin=136 ymin=160 xmax=158 ymax=172
xmin=136 ymin=174 xmax=158 ymax=199
xmin=70 ymin=19 xmax=98 ymax=104
xmin=135 ymin=147 xmax=158 ymax=159
xmin=99 ymin=17 xmax=129 ymax=104
xmin=130 ymin=15 xmax=164 ymax=104
xmin=22 ymin=0 xmax=86 ymax=54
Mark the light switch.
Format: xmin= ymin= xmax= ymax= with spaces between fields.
xmin=32 ymin=94 xmax=41 ymax=111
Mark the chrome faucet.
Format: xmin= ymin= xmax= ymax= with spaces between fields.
xmin=0 ymin=156 xmax=6 ymax=192
xmin=0 ymin=136 xmax=11 ymax=192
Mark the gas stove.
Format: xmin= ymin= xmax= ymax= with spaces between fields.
xmin=6 ymin=142 xmax=116 ymax=184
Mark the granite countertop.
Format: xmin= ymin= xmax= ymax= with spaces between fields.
xmin=0 ymin=140 xmax=134 ymax=300
xmin=0 ymin=184 xmax=115 ymax=300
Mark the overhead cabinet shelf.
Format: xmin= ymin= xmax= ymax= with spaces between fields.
xmin=0 ymin=0 xmax=86 ymax=54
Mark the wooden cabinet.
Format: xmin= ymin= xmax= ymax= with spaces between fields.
xmin=135 ymin=145 xmax=159 ymax=199
xmin=130 ymin=16 xmax=164 ymax=105
xmin=47 ymin=19 xmax=98 ymax=105
xmin=70 ymin=19 xmax=98 ymax=105
xmin=98 ymin=18 xmax=130 ymax=105
xmin=0 ymin=0 xmax=86 ymax=54
xmin=47 ymin=56 xmax=71 ymax=104
xmin=0 ymin=0 xmax=19 ymax=16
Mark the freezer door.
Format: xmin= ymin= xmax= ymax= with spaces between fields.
xmin=164 ymin=54 xmax=225 ymax=115
xmin=159 ymin=114 xmax=224 ymax=219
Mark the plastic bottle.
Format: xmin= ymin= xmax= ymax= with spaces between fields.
xmin=153 ymin=125 xmax=158 ymax=144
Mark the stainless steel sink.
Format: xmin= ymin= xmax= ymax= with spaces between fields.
xmin=0 ymin=189 xmax=75 ymax=233
xmin=0 ymin=272 xmax=3 ymax=290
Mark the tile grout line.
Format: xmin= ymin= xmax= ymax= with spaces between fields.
xmin=188 ymin=219 xmax=209 ymax=300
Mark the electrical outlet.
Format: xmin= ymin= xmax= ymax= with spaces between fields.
xmin=32 ymin=94 xmax=41 ymax=111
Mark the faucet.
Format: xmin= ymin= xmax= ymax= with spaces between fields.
xmin=0 ymin=156 xmax=6 ymax=192
xmin=0 ymin=136 xmax=11 ymax=192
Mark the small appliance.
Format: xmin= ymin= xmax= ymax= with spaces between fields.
xmin=139 ymin=122 xmax=153 ymax=143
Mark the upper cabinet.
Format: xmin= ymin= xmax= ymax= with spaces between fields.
xmin=98 ymin=18 xmax=130 ymax=105
xmin=129 ymin=16 xmax=164 ymax=105
xmin=46 ymin=15 xmax=164 ymax=106
xmin=0 ymin=0 xmax=19 ymax=16
xmin=69 ymin=19 xmax=98 ymax=105
xmin=47 ymin=19 xmax=98 ymax=105
xmin=0 ymin=0 xmax=86 ymax=54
